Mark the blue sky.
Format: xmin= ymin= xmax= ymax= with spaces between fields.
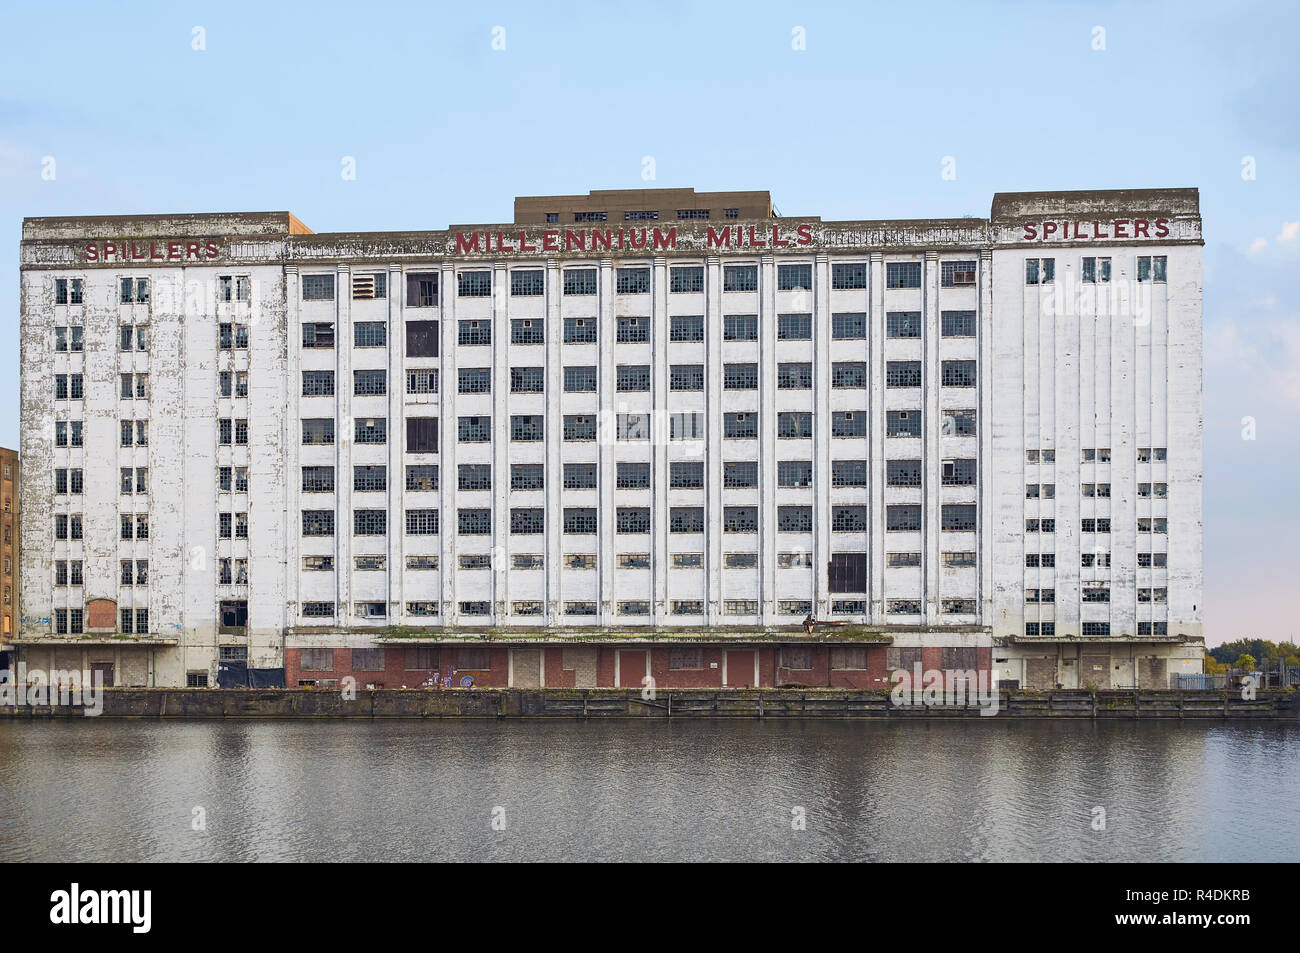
xmin=1 ymin=0 xmax=1296 ymax=645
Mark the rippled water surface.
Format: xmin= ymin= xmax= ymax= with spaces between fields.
xmin=0 ymin=719 xmax=1296 ymax=862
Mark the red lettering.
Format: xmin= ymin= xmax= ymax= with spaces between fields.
xmin=542 ymin=230 xmax=559 ymax=251
xmin=652 ymin=227 xmax=676 ymax=251
xmin=205 ymin=242 xmax=219 ymax=259
xmin=591 ymin=229 xmax=611 ymax=251
xmin=771 ymin=226 xmax=789 ymax=247
xmin=1094 ymin=220 xmax=1108 ymax=239
xmin=104 ymin=242 xmax=117 ymax=259
xmin=186 ymin=242 xmax=201 ymax=259
xmin=564 ymin=230 xmax=585 ymax=251
xmin=1154 ymin=218 xmax=1169 ymax=238
xmin=747 ymin=225 xmax=765 ymax=247
xmin=518 ymin=231 xmax=536 ymax=252
xmin=1042 ymin=222 xmax=1058 ymax=239
xmin=616 ymin=229 xmax=625 ymax=250
xmin=1113 ymin=219 xmax=1129 ymax=238
xmin=707 ymin=225 xmax=731 ymax=248
xmin=167 ymin=242 xmax=180 ymax=260
xmin=628 ymin=228 xmax=647 ymax=250
xmin=456 ymin=232 xmax=482 ymax=254
xmin=130 ymin=242 xmax=145 ymax=260
xmin=493 ymin=231 xmax=512 ymax=252
xmin=85 ymin=243 xmax=98 ymax=261
xmin=1134 ymin=219 xmax=1149 ymax=238
xmin=1023 ymin=223 xmax=1037 ymax=241
xmin=796 ymin=223 xmax=813 ymax=245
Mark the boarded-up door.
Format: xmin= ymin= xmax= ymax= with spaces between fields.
xmin=90 ymin=661 xmax=115 ymax=688
xmin=1026 ymin=657 xmax=1057 ymax=690
xmin=1080 ymin=654 xmax=1110 ymax=689
xmin=1138 ymin=657 xmax=1167 ymax=689
xmin=618 ymin=650 xmax=648 ymax=689
xmin=563 ymin=647 xmax=597 ymax=688
xmin=725 ymin=651 xmax=755 ymax=687
xmin=511 ymin=649 xmax=542 ymax=689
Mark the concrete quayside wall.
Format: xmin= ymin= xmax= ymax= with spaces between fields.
xmin=0 ymin=688 xmax=1296 ymax=720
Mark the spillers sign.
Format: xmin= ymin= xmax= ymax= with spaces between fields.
xmin=453 ymin=223 xmax=817 ymax=255
xmin=84 ymin=240 xmax=221 ymax=262
xmin=1020 ymin=218 xmax=1171 ymax=241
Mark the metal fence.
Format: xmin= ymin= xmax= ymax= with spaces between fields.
xmin=1173 ymin=673 xmax=1230 ymax=690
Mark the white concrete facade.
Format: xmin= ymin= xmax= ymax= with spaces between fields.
xmin=17 ymin=191 xmax=1204 ymax=687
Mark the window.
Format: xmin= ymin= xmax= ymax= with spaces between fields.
xmin=563 ymin=463 xmax=597 ymax=489
xmin=302 ymin=370 xmax=334 ymax=396
xmin=670 ymin=266 xmax=704 ymax=293
xmin=302 ymin=466 xmax=335 ymax=492
xmin=354 ymin=322 xmax=386 ymax=348
xmin=454 ymin=368 xmax=490 ymax=396
xmin=941 ymin=360 xmax=977 ymax=387
xmin=944 ymin=552 xmax=977 ymax=568
xmin=354 ymin=369 xmax=386 ymax=396
xmin=353 ymin=465 xmax=386 ymax=493
xmin=672 ymin=553 xmax=703 ymax=569
xmin=616 ymin=268 xmax=650 ymax=294
xmin=832 ymin=262 xmax=867 ymax=289
xmin=617 ymin=413 xmax=650 ymax=440
xmin=780 ymin=460 xmax=813 ymax=487
xmin=777 ymin=264 xmax=812 ymax=290
xmin=832 ymin=312 xmax=866 ymax=339
xmin=724 ymin=363 xmax=758 ymax=389
xmin=724 ymin=265 xmax=757 ymax=292
xmin=458 ymin=320 xmax=491 ymax=346
xmin=513 ymin=554 xmax=543 ymax=570
xmin=778 ymin=313 xmax=812 ymax=340
xmin=616 ymin=316 xmax=648 ymax=342
xmin=669 ymin=507 xmax=704 ymax=533
xmin=302 ymin=274 xmax=335 ymax=300
xmin=887 ymin=552 xmax=921 ymax=568
xmin=723 ymin=506 xmax=758 ymax=533
xmin=1025 ymin=258 xmax=1055 ymax=285
xmin=778 ymin=506 xmax=812 ymax=533
xmin=887 ymin=505 xmax=922 ymax=531
xmin=941 ymin=310 xmax=976 ymax=337
xmin=617 ymin=462 xmax=651 ymax=489
xmin=354 ymin=417 xmax=386 ymax=444
xmin=562 ymin=415 xmax=596 ymax=441
xmin=723 ymin=461 xmax=758 ymax=488
xmin=887 ymin=459 xmax=922 ymax=487
xmin=940 ymin=261 xmax=976 ymax=287
xmin=302 ymin=510 xmax=335 ymax=536
xmin=887 ymin=600 xmax=921 ymax=616
xmin=779 ymin=552 xmax=813 ymax=569
xmin=670 ymin=462 xmax=704 ymax=488
xmin=119 ymin=277 xmax=150 ymax=303
xmin=724 ymin=314 xmax=758 ymax=341
xmin=778 ymin=412 xmax=813 ymax=439
xmin=832 ymin=505 xmax=867 ymax=532
xmin=406 ymin=510 xmax=439 ymax=535
xmin=886 ymin=361 xmax=922 ymax=388
xmin=302 ymin=603 xmax=335 ymax=619
xmin=563 ymin=269 xmax=597 ymax=295
xmin=886 ymin=262 xmax=922 ymax=289
xmin=832 ymin=411 xmax=866 ymax=438
xmin=458 ymin=509 xmax=491 ymax=535
xmin=941 ymin=504 xmax=977 ymax=532
xmin=406 ymin=465 xmax=438 ymax=492
xmin=564 ymin=317 xmax=597 ymax=344
xmin=512 ymin=415 xmax=543 ymax=441
xmin=510 ymin=269 xmax=544 ymax=296
xmin=352 ymin=509 xmax=385 ymax=536
xmin=303 ymin=555 xmax=334 ymax=572
xmin=671 ymin=600 xmax=704 ymax=616
xmin=303 ymin=322 xmax=335 ymax=348
xmin=725 ymin=552 xmax=758 ymax=569
xmin=406 ymin=272 xmax=438 ymax=307
xmin=511 ymin=508 xmax=544 ymax=534
xmin=617 ymin=554 xmax=651 ymax=571
xmin=565 ymin=601 xmax=597 ymax=616
xmin=616 ymin=507 xmax=650 ymax=534
xmin=564 ymin=365 xmax=598 ymax=392
xmin=670 ymin=364 xmax=704 ymax=391
xmin=777 ymin=362 xmax=812 ymax=390
xmin=1137 ymin=256 xmax=1167 ymax=282
xmin=941 ymin=409 xmax=975 ymax=436
xmin=406 ymin=320 xmax=439 ymax=357
xmin=457 ymin=464 xmax=491 ymax=492
xmin=942 ymin=458 xmax=976 ymax=486
xmin=1082 ymin=257 xmax=1112 ymax=283
xmin=670 ymin=314 xmax=704 ymax=341
xmin=724 ymin=412 xmax=757 ymax=438
xmin=458 ymin=270 xmax=491 ymax=297
xmin=887 ymin=311 xmax=921 ymax=338
xmin=624 ymin=210 xmax=659 ymax=222
xmin=563 ymin=508 xmax=597 ymax=534
xmin=511 ymin=464 xmax=544 ymax=491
